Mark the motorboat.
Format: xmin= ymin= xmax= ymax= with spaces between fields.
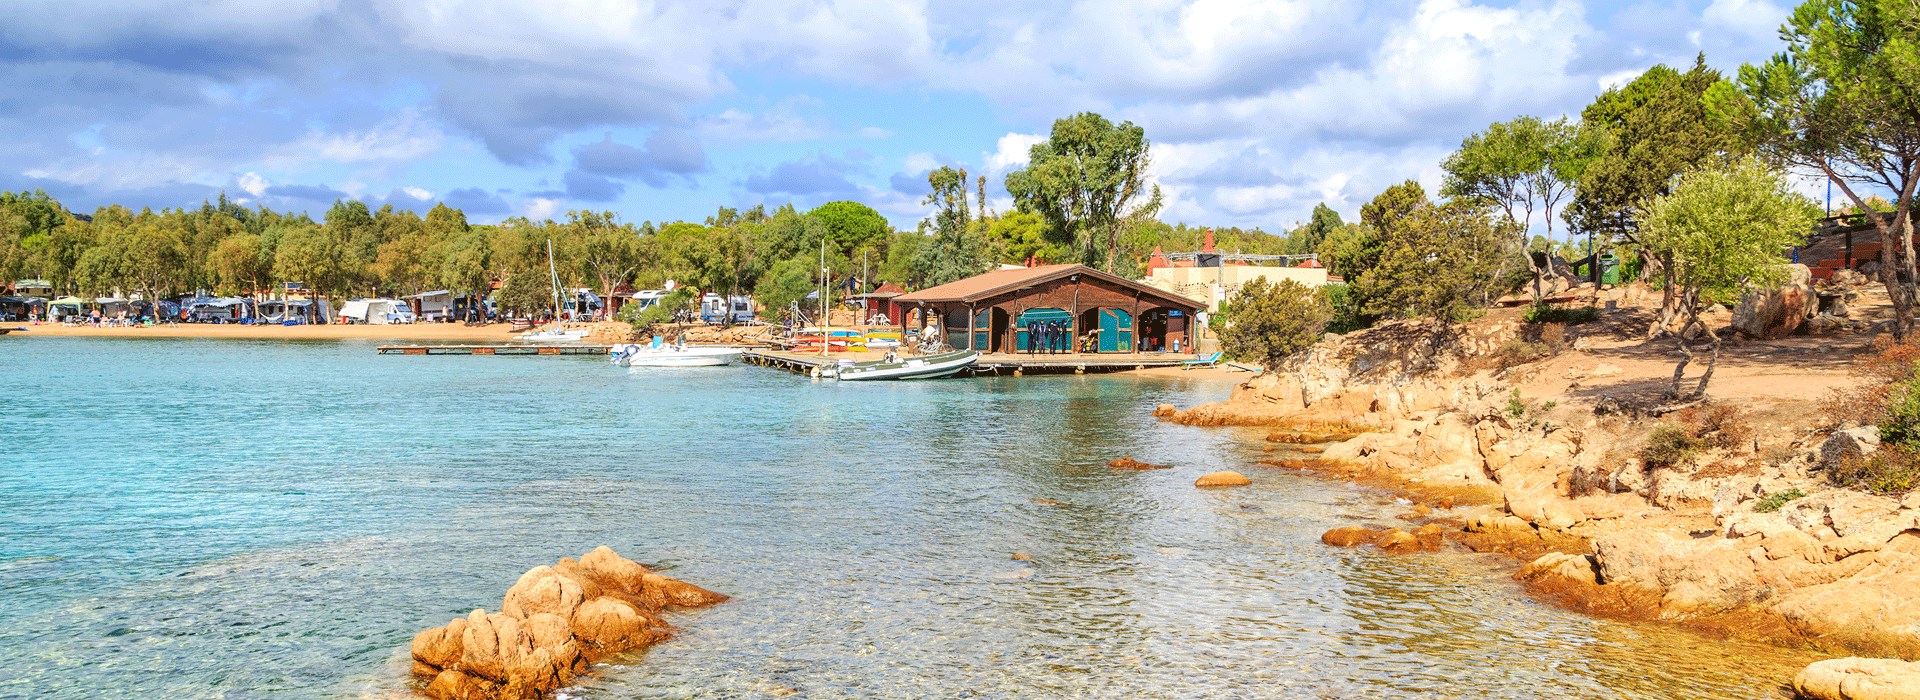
xmin=521 ymin=328 xmax=589 ymax=343
xmin=827 ymin=349 xmax=978 ymax=381
xmin=610 ymin=341 xmax=742 ymax=367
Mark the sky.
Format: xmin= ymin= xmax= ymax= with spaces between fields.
xmin=0 ymin=0 xmax=1798 ymax=232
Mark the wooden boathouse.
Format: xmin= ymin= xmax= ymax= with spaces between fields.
xmin=893 ymin=264 xmax=1204 ymax=354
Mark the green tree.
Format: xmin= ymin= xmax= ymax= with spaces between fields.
xmin=1217 ymin=278 xmax=1332 ymax=368
xmin=1317 ymin=181 xmax=1430 ymax=327
xmin=755 ymin=256 xmax=820 ymax=321
xmin=1360 ymin=200 xmax=1520 ymax=323
xmin=273 ymin=223 xmax=355 ymax=305
xmin=984 ymin=210 xmax=1066 ymax=265
xmin=913 ymin=166 xmax=991 ymax=286
xmin=569 ymin=210 xmax=644 ymax=319
xmin=1286 ymin=203 xmax=1344 ymax=256
xmin=494 ymin=269 xmax=553 ymax=320
xmin=208 ymin=233 xmax=270 ymax=297
xmin=435 ymin=229 xmax=493 ymax=315
xmin=807 ymin=200 xmax=891 ymax=258
xmin=1639 ymin=160 xmax=1818 ymax=398
xmin=1442 ymin=115 xmax=1582 ymax=302
xmin=1005 ymin=112 xmax=1164 ymax=271
xmin=1712 ymin=0 xmax=1920 ymax=338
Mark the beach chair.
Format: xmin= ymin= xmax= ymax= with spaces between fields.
xmin=1182 ymin=352 xmax=1223 ymax=370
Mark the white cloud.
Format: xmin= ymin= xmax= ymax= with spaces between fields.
xmin=524 ymin=196 xmax=561 ymax=220
xmin=1702 ymin=0 xmax=1790 ymax=40
xmin=902 ymin=152 xmax=941 ymax=174
xmin=401 ymin=186 xmax=433 ymax=200
xmin=273 ymin=111 xmax=444 ymax=166
xmin=984 ymin=132 xmax=1043 ymax=174
xmin=237 ymin=172 xmax=269 ymax=197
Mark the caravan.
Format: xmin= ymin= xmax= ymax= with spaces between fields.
xmin=337 ymin=298 xmax=412 ymax=325
xmin=699 ymin=294 xmax=755 ymax=325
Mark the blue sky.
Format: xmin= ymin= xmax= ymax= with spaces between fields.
xmin=0 ymin=0 xmax=1796 ymax=231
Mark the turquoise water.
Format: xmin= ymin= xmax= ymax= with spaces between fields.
xmin=0 ymin=338 xmax=1813 ymax=698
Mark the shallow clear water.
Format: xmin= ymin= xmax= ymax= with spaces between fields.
xmin=0 ymin=338 xmax=1814 ymax=698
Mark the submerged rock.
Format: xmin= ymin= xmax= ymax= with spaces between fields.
xmin=408 ymin=546 xmax=726 ymax=700
xmin=1195 ymin=471 xmax=1252 ymax=488
xmin=1794 ymin=657 xmax=1920 ymax=700
xmin=1152 ymin=404 xmax=1177 ymax=417
xmin=1321 ymin=525 xmax=1443 ymax=553
xmin=1108 ymin=457 xmax=1171 ymax=470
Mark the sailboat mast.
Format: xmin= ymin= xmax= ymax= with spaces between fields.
xmin=819 ymin=238 xmax=828 ymax=359
xmin=547 ymin=239 xmax=562 ymax=325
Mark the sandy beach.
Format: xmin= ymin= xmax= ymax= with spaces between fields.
xmin=7 ymin=321 xmax=523 ymax=342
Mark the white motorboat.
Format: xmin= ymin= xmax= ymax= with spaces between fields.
xmin=521 ymin=328 xmax=589 ymax=343
xmin=828 ymin=349 xmax=978 ymax=381
xmin=611 ymin=342 xmax=742 ymax=367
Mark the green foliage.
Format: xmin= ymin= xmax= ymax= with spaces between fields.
xmin=1831 ymin=445 xmax=1920 ymax=495
xmin=1216 ymin=278 xmax=1332 ymax=368
xmin=1523 ymin=303 xmax=1600 ymax=325
xmin=985 ymin=210 xmax=1068 ymax=265
xmin=912 ymin=166 xmax=991 ymax=286
xmin=618 ymin=287 xmax=694 ymax=329
xmin=494 ymin=270 xmax=553 ymax=319
xmin=1285 ymin=203 xmax=1344 ymax=255
xmin=1568 ymin=58 xmax=1743 ymax=242
xmin=1505 ymin=389 xmax=1528 ymax=419
xmin=1442 ymin=115 xmax=1580 ymax=237
xmin=1640 ymin=159 xmax=1816 ymax=305
xmin=1358 ymin=200 xmax=1521 ymax=323
xmin=807 ymin=201 xmax=891 ymax=258
xmin=1005 ymin=112 xmax=1163 ymax=271
xmin=1641 ymin=424 xmax=1705 ymax=468
xmin=1881 ymin=380 xmax=1920 ymax=448
xmin=1321 ymin=283 xmax=1368 ymax=334
xmin=755 ymin=257 xmax=821 ymax=319
xmin=1754 ymin=488 xmax=1806 ymax=513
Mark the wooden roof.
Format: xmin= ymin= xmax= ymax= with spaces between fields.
xmin=895 ymin=263 xmax=1201 ymax=309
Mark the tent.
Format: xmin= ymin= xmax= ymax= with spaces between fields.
xmin=49 ymin=296 xmax=89 ymax=318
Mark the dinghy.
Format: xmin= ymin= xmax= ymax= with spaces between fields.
xmin=828 ymin=349 xmax=977 ymax=381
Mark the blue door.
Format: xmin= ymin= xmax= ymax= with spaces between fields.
xmin=973 ymin=309 xmax=991 ymax=351
xmin=1099 ymin=309 xmax=1133 ymax=352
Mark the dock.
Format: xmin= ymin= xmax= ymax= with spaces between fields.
xmin=741 ymin=350 xmax=1196 ymax=376
xmin=376 ymin=344 xmax=612 ymax=356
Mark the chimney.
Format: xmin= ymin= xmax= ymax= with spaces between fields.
xmin=1202 ymin=228 xmax=1216 ymax=253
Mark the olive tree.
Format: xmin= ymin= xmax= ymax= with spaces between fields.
xmin=1639 ymin=159 xmax=1817 ymax=399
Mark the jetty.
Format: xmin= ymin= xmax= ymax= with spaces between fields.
xmin=376 ymin=344 xmax=612 ymax=356
xmin=742 ymin=349 xmax=1193 ymax=376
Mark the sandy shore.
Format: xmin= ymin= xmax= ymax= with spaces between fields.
xmin=9 ymin=321 xmax=522 ymax=342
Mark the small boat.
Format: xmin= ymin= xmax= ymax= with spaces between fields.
xmin=521 ymin=328 xmax=589 ymax=343
xmin=828 ymin=349 xmax=978 ymax=381
xmin=863 ymin=330 xmax=902 ymax=348
xmin=610 ymin=342 xmax=742 ymax=367
xmin=790 ymin=327 xmax=864 ymax=351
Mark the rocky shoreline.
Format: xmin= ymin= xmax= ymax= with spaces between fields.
xmin=1161 ymin=312 xmax=1920 ymax=698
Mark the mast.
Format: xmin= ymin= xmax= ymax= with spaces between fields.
xmin=819 ymin=238 xmax=828 ymax=359
xmin=546 ymin=239 xmax=562 ymax=327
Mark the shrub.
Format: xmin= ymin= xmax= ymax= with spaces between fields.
xmin=1523 ymin=303 xmax=1600 ymax=325
xmin=1831 ymin=446 xmax=1920 ymax=494
xmin=1823 ymin=338 xmax=1920 ymax=429
xmin=1753 ymin=488 xmax=1806 ymax=513
xmin=617 ymin=288 xmax=695 ymax=329
xmin=1676 ymin=404 xmax=1755 ymax=452
xmin=1641 ymin=424 xmax=1704 ymax=468
xmin=1217 ymin=278 xmax=1333 ymax=368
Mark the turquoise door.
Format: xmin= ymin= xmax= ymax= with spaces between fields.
xmin=1099 ymin=309 xmax=1133 ymax=352
xmin=973 ymin=309 xmax=991 ymax=351
xmin=1014 ymin=308 xmax=1071 ymax=349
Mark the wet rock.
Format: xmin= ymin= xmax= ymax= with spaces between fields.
xmin=1011 ymin=552 xmax=1032 ymax=561
xmin=1793 ymin=657 xmax=1920 ymax=700
xmin=1028 ymin=498 xmax=1069 ymax=507
xmin=1152 ymin=404 xmax=1177 ymax=417
xmin=1377 ymin=529 xmax=1423 ymax=553
xmin=1322 ymin=525 xmax=1440 ymax=553
xmin=1322 ymin=526 xmax=1382 ymax=547
xmin=410 ymin=547 xmax=725 ymax=700
xmin=1822 ymin=427 xmax=1881 ymax=470
xmin=1516 ymin=552 xmax=1599 ymax=586
xmin=1107 ymin=457 xmax=1170 ymax=470
xmin=1194 ymin=471 xmax=1252 ymax=488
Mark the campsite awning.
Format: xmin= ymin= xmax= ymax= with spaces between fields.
xmin=50 ymin=296 xmax=88 ymax=306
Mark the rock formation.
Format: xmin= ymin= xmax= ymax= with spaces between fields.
xmin=1794 ymin=657 xmax=1920 ymax=700
xmin=1194 ymin=471 xmax=1252 ymax=487
xmin=409 ymin=546 xmax=727 ymax=700
xmin=1320 ymin=525 xmax=1445 ymax=553
xmin=1732 ymin=263 xmax=1818 ymax=339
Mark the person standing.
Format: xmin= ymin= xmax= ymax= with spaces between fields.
xmin=1025 ymin=319 xmax=1039 ymax=355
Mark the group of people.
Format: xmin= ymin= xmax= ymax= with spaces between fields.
xmin=1024 ymin=319 xmax=1073 ymax=355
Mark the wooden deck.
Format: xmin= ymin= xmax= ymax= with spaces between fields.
xmin=376 ymin=344 xmax=612 ymax=356
xmin=741 ymin=350 xmax=1197 ymax=376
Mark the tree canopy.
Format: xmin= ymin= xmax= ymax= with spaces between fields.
xmin=1005 ymin=112 xmax=1164 ymax=272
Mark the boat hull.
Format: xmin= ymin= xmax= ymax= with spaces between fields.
xmin=612 ymin=344 xmax=742 ymax=367
xmin=831 ymin=350 xmax=978 ymax=381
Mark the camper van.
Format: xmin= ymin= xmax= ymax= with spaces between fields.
xmin=699 ymin=294 xmax=755 ymax=325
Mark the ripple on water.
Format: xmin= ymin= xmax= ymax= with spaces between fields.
xmin=0 ymin=338 xmax=1815 ymax=699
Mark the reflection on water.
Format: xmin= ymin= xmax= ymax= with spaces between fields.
xmin=0 ymin=338 xmax=1814 ymax=698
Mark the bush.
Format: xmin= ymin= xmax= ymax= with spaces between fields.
xmin=1753 ymin=488 xmax=1806 ymax=513
xmin=1823 ymin=338 xmax=1920 ymax=428
xmin=1321 ymin=283 xmax=1371 ymax=334
xmin=1677 ymin=404 xmax=1755 ymax=451
xmin=1217 ymin=278 xmax=1333 ymax=368
xmin=1831 ymin=446 xmax=1920 ymax=494
xmin=617 ymin=288 xmax=694 ymax=329
xmin=1641 ymin=424 xmax=1704 ymax=468
xmin=1523 ymin=303 xmax=1600 ymax=325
